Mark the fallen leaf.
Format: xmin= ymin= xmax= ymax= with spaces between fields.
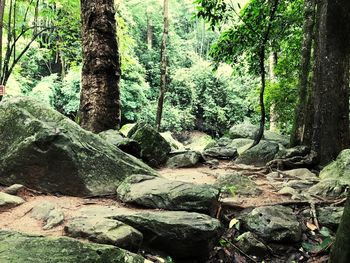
xmin=229 ymin=218 xmax=239 ymax=229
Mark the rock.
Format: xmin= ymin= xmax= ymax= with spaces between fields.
xmin=276 ymin=145 xmax=310 ymax=159
xmin=264 ymin=130 xmax=290 ymax=147
xmin=128 ymin=123 xmax=171 ymax=167
xmin=203 ymin=138 xmax=238 ymax=160
xmin=120 ymin=123 xmax=136 ymax=137
xmin=229 ymin=138 xmax=253 ymax=154
xmin=228 ymin=122 xmax=259 ymax=140
xmin=317 ymin=207 xmax=344 ymax=229
xmin=243 ymin=205 xmax=302 ymax=242
xmin=235 ymin=232 xmax=268 ymax=257
xmin=0 ymin=230 xmax=145 ymax=263
xmin=235 ymin=140 xmax=279 ymax=166
xmin=99 ymin=130 xmax=140 ymax=158
xmin=309 ymin=149 xmax=350 ymax=197
xmin=214 ymin=172 xmax=261 ymax=196
xmin=278 ymin=186 xmax=301 ymax=200
xmin=205 ymin=159 xmax=220 ymax=168
xmin=31 ymin=201 xmax=64 ymax=230
xmin=0 ymin=192 xmax=25 ymax=210
xmin=65 ymin=217 xmax=143 ymax=251
xmin=78 ymin=206 xmax=223 ymax=260
xmin=2 ymin=184 xmax=25 ymax=195
xmin=284 ymin=180 xmax=315 ymax=190
xmin=166 ymin=150 xmax=201 ymax=168
xmin=284 ymin=168 xmax=318 ymax=180
xmin=184 ymin=131 xmax=215 ymax=151
xmin=0 ymin=97 xmax=156 ymax=196
xmin=117 ymin=175 xmax=219 ymax=214
xmin=161 ymin=131 xmax=185 ymax=151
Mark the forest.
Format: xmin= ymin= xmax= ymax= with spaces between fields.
xmin=0 ymin=0 xmax=350 ymax=262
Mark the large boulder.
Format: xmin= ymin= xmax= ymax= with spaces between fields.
xmin=0 ymin=230 xmax=145 ymax=263
xmin=116 ymin=175 xmax=219 ymax=214
xmin=309 ymin=149 xmax=350 ymax=197
xmin=228 ymin=123 xmax=259 ymax=140
xmin=0 ymin=97 xmax=157 ymax=196
xmin=235 ymin=140 xmax=279 ymax=166
xmin=229 ymin=138 xmax=254 ymax=154
xmin=99 ymin=130 xmax=141 ymax=158
xmin=243 ymin=205 xmax=302 ymax=242
xmin=0 ymin=192 xmax=24 ymax=210
xmin=160 ymin=131 xmax=185 ymax=151
xmin=78 ymin=206 xmax=223 ymax=260
xmin=166 ymin=150 xmax=201 ymax=168
xmin=65 ymin=217 xmax=143 ymax=251
xmin=127 ymin=123 xmax=171 ymax=167
xmin=263 ymin=130 xmax=290 ymax=147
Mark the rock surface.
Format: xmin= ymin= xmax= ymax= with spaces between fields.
xmin=2 ymin=184 xmax=25 ymax=195
xmin=166 ymin=150 xmax=201 ymax=168
xmin=128 ymin=123 xmax=171 ymax=167
xmin=117 ymin=175 xmax=219 ymax=214
xmin=243 ymin=205 xmax=302 ymax=242
xmin=264 ymin=130 xmax=290 ymax=146
xmin=203 ymin=138 xmax=238 ymax=160
xmin=228 ymin=123 xmax=259 ymax=140
xmin=0 ymin=230 xmax=145 ymax=263
xmin=0 ymin=97 xmax=156 ymax=196
xmin=235 ymin=140 xmax=279 ymax=166
xmin=214 ymin=172 xmax=261 ymax=196
xmin=0 ymin=192 xmax=25 ymax=210
xmin=65 ymin=217 xmax=143 ymax=251
xmin=78 ymin=206 xmax=223 ymax=259
xmin=236 ymin=231 xmax=268 ymax=256
xmin=31 ymin=201 xmax=64 ymax=230
xmin=99 ymin=129 xmax=141 ymax=157
xmin=317 ymin=207 xmax=344 ymax=229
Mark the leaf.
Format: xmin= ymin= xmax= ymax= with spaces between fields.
xmin=319 ymin=227 xmax=332 ymax=237
xmin=306 ymin=221 xmax=318 ymax=231
xmin=229 ymin=218 xmax=239 ymax=228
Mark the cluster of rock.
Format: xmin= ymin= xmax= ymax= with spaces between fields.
xmin=0 ymin=97 xmax=223 ymax=262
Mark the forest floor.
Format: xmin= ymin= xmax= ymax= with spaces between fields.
xmin=0 ymin=161 xmax=339 ymax=263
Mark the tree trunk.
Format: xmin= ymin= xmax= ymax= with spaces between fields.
xmin=269 ymin=52 xmax=278 ymax=132
xmin=0 ymin=0 xmax=5 ymax=102
xmin=290 ymin=0 xmax=316 ymax=146
xmin=309 ymin=0 xmax=350 ymax=164
xmin=146 ymin=9 xmax=153 ymax=50
xmin=329 ymin=192 xmax=350 ymax=263
xmin=79 ymin=0 xmax=121 ymax=133
xmin=155 ymin=0 xmax=169 ymax=131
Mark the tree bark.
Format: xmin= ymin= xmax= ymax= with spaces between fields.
xmin=155 ymin=0 xmax=169 ymax=131
xmin=269 ymin=52 xmax=278 ymax=132
xmin=309 ymin=0 xmax=350 ymax=164
xmin=79 ymin=0 xmax=121 ymax=133
xmin=290 ymin=0 xmax=316 ymax=146
xmin=329 ymin=192 xmax=350 ymax=263
xmin=146 ymin=9 xmax=153 ymax=50
xmin=0 ymin=0 xmax=5 ymax=102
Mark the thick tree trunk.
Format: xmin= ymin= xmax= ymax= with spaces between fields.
xmin=79 ymin=0 xmax=121 ymax=133
xmin=155 ymin=0 xmax=169 ymax=131
xmin=329 ymin=192 xmax=350 ymax=263
xmin=290 ymin=0 xmax=316 ymax=146
xmin=269 ymin=52 xmax=278 ymax=132
xmin=0 ymin=0 xmax=5 ymax=102
xmin=310 ymin=0 xmax=350 ymax=164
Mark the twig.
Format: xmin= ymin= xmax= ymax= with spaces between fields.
xmin=310 ymin=202 xmax=320 ymax=229
xmin=221 ymin=238 xmax=258 ymax=263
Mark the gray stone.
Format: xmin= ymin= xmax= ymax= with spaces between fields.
xmin=117 ymin=175 xmax=219 ymax=214
xmin=235 ymin=232 xmax=268 ymax=256
xmin=31 ymin=201 xmax=64 ymax=229
xmin=161 ymin=132 xmax=185 ymax=151
xmin=2 ymin=184 xmax=25 ymax=195
xmin=264 ymin=130 xmax=290 ymax=147
xmin=243 ymin=205 xmax=302 ymax=242
xmin=309 ymin=149 xmax=350 ymax=197
xmin=229 ymin=138 xmax=254 ymax=154
xmin=228 ymin=123 xmax=259 ymax=140
xmin=235 ymin=140 xmax=279 ymax=166
xmin=0 ymin=97 xmax=157 ymax=196
xmin=0 ymin=230 xmax=145 ymax=263
xmin=276 ymin=145 xmax=310 ymax=159
xmin=99 ymin=130 xmax=140 ymax=158
xmin=78 ymin=206 xmax=223 ymax=259
xmin=203 ymin=144 xmax=238 ymax=160
xmin=65 ymin=217 xmax=143 ymax=251
xmin=317 ymin=207 xmax=344 ymax=229
xmin=128 ymin=123 xmax=171 ymax=167
xmin=0 ymin=192 xmax=25 ymax=210
xmin=166 ymin=150 xmax=201 ymax=168
xmin=214 ymin=172 xmax=261 ymax=196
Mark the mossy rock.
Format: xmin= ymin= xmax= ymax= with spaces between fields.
xmin=228 ymin=122 xmax=259 ymax=140
xmin=128 ymin=123 xmax=171 ymax=167
xmin=0 ymin=230 xmax=145 ymax=263
xmin=0 ymin=97 xmax=157 ymax=196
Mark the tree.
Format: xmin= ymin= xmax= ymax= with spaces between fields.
xmin=305 ymin=0 xmax=350 ymax=164
xmin=290 ymin=0 xmax=316 ymax=146
xmin=79 ymin=0 xmax=121 ymax=133
xmin=155 ymin=0 xmax=169 ymax=131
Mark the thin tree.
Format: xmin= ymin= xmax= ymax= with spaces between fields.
xmin=155 ymin=0 xmax=169 ymax=131
xmin=79 ymin=0 xmax=121 ymax=133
